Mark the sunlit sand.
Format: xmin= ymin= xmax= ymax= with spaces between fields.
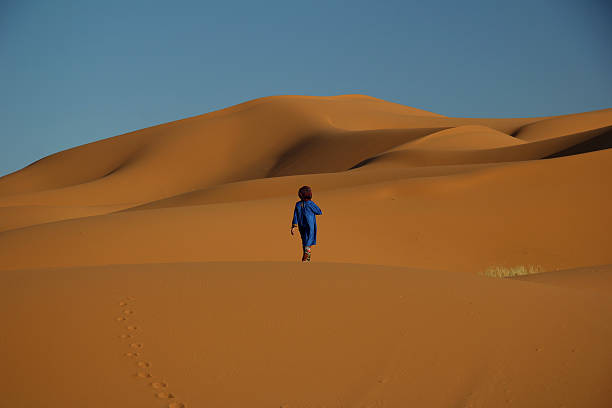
xmin=1 ymin=95 xmax=611 ymax=407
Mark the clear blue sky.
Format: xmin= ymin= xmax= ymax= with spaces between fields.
xmin=1 ymin=0 xmax=611 ymax=177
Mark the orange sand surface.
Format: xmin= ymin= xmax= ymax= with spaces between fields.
xmin=1 ymin=95 xmax=611 ymax=407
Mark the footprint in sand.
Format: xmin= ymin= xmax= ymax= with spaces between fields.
xmin=117 ymin=297 xmax=185 ymax=406
xmin=137 ymin=361 xmax=151 ymax=368
xmin=136 ymin=372 xmax=152 ymax=379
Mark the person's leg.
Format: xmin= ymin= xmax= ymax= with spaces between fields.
xmin=302 ymin=246 xmax=311 ymax=262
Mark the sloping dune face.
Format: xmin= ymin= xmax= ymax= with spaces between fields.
xmin=0 ymin=95 xmax=610 ymax=269
xmin=1 ymin=95 xmax=612 ymax=408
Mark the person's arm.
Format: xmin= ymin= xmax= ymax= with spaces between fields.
xmin=311 ymin=201 xmax=322 ymax=215
xmin=291 ymin=205 xmax=298 ymax=235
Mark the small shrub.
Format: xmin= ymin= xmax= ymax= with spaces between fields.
xmin=480 ymin=264 xmax=544 ymax=278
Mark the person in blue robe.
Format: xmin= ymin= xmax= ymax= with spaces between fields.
xmin=291 ymin=185 xmax=322 ymax=262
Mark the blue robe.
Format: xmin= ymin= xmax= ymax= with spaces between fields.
xmin=292 ymin=200 xmax=322 ymax=247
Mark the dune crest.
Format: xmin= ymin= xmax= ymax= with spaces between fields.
xmin=399 ymin=125 xmax=526 ymax=150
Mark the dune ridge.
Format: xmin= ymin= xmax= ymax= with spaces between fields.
xmin=1 ymin=95 xmax=611 ymax=407
xmin=0 ymin=95 xmax=610 ymax=269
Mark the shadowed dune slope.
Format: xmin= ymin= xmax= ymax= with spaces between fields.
xmin=0 ymin=95 xmax=610 ymax=263
xmin=513 ymin=108 xmax=612 ymax=141
xmin=0 ymin=146 xmax=610 ymax=273
xmin=515 ymin=264 xmax=612 ymax=294
xmin=0 ymin=95 xmax=610 ymax=233
xmin=0 ymin=95 xmax=543 ymax=208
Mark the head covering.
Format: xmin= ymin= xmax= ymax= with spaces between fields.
xmin=298 ymin=185 xmax=312 ymax=200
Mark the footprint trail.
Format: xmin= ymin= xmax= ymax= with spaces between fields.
xmin=116 ymin=297 xmax=187 ymax=407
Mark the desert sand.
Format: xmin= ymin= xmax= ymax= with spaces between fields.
xmin=1 ymin=94 xmax=611 ymax=407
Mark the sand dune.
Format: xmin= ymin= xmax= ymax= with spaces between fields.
xmin=393 ymin=125 xmax=526 ymax=151
xmin=1 ymin=95 xmax=611 ymax=407
xmin=0 ymin=95 xmax=546 ymax=209
xmin=2 ymin=262 xmax=611 ymax=408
